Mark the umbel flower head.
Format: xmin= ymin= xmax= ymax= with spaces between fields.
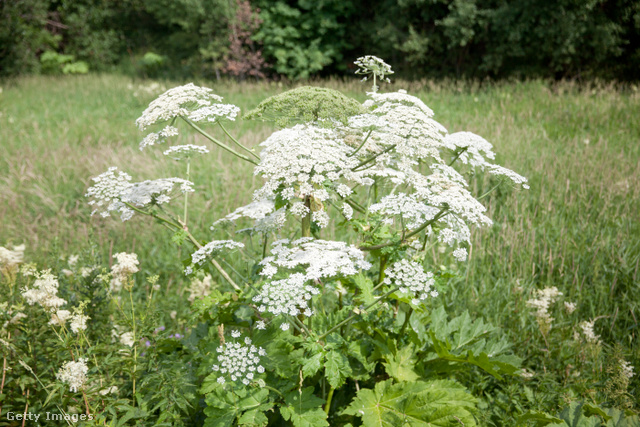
xmin=355 ymin=55 xmax=394 ymax=92
xmin=86 ymin=167 xmax=194 ymax=221
xmin=212 ymin=337 xmax=266 ymax=385
xmin=136 ymin=83 xmax=240 ymax=150
xmin=253 ymin=273 xmax=319 ymax=318
xmin=382 ymin=260 xmax=438 ymax=305
xmin=56 ymin=358 xmax=89 ymax=393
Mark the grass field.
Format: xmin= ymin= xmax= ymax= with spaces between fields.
xmin=1 ymin=74 xmax=639 ymax=420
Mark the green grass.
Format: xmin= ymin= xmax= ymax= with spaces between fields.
xmin=1 ymin=75 xmax=639 ymax=412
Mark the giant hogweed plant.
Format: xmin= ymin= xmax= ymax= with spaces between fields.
xmin=84 ymin=56 xmax=529 ymax=425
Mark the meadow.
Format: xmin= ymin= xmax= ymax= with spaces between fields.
xmin=1 ymin=74 xmax=639 ymax=425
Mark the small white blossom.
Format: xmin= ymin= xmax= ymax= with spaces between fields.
xmin=312 ymin=210 xmax=330 ymax=228
xmin=188 ymin=274 xmax=214 ymax=302
xmin=255 ymin=320 xmax=266 ymax=330
xmin=383 ymin=260 xmax=437 ymax=304
xmin=260 ymin=238 xmax=371 ymax=280
xmin=111 ymin=252 xmax=139 ymax=282
xmin=253 ymin=273 xmax=320 ymax=318
xmin=163 ymin=144 xmax=209 ymax=159
xmin=579 ymin=320 xmax=600 ymax=344
xmin=56 ymin=358 xmax=89 ymax=393
xmin=21 ymin=270 xmax=67 ymax=310
xmin=212 ymin=338 xmax=266 ymax=385
xmin=49 ymin=309 xmax=72 ymax=327
xmin=280 ymin=323 xmax=290 ymax=331
xmin=452 ymin=248 xmax=468 ymax=262
xmin=620 ymin=360 xmax=635 ymax=379
xmin=342 ymin=203 xmax=353 ymax=220
xmin=189 ymin=240 xmax=244 ymax=267
xmin=70 ymin=313 xmax=89 ymax=333
xmin=119 ymin=332 xmax=135 ymax=347
xmin=564 ymin=301 xmax=577 ymax=314
xmin=526 ymin=287 xmax=562 ymax=332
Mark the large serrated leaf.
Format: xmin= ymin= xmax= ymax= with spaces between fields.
xmin=325 ymin=350 xmax=353 ymax=389
xmin=382 ymin=344 xmax=419 ymax=382
xmin=343 ymin=379 xmax=477 ymax=426
xmin=280 ymin=387 xmax=329 ymax=427
xmin=204 ymin=387 xmax=271 ymax=427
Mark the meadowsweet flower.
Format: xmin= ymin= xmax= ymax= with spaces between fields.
xmin=163 ymin=144 xmax=209 ymax=159
xmin=0 ymin=244 xmax=25 ymax=269
xmin=579 ymin=320 xmax=600 ymax=344
xmin=189 ymin=240 xmax=244 ymax=267
xmin=620 ymin=360 xmax=635 ymax=379
xmin=188 ymin=274 xmax=214 ymax=302
xmin=56 ymin=358 xmax=89 ymax=393
xmin=259 ymin=238 xmax=371 ymax=280
xmin=119 ymin=332 xmax=134 ymax=347
xmin=212 ymin=338 xmax=266 ymax=386
xmin=526 ymin=287 xmax=562 ymax=334
xmin=382 ymin=260 xmax=437 ymax=305
xmin=564 ymin=301 xmax=577 ymax=314
xmin=22 ymin=270 xmax=67 ymax=310
xmin=49 ymin=309 xmax=72 ymax=327
xmin=254 ymin=273 xmax=319 ymax=317
xmin=70 ymin=313 xmax=89 ymax=333
xmin=111 ymin=253 xmax=139 ymax=284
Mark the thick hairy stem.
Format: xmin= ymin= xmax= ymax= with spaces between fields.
xmin=324 ymin=387 xmax=335 ymax=416
xmin=301 ymin=196 xmax=312 ymax=238
xmin=318 ymin=286 xmax=401 ymax=341
xmin=218 ymin=122 xmax=260 ymax=160
xmin=399 ymin=308 xmax=413 ymax=336
xmin=181 ymin=116 xmax=258 ymax=165
xmin=360 ymin=207 xmax=449 ymax=251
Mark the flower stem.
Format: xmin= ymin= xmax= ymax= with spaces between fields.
xmin=183 ymin=158 xmax=190 ymax=227
xmin=352 ymin=144 xmax=397 ymax=172
xmin=181 ymin=116 xmax=258 ymax=165
xmin=301 ymin=196 xmax=312 ymax=238
xmin=348 ymin=130 xmax=373 ymax=157
xmin=318 ymin=286 xmax=401 ymax=341
xmin=324 ymin=386 xmax=335 ymax=415
xmin=218 ymin=122 xmax=260 ymax=160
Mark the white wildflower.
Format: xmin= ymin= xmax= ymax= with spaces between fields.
xmin=280 ymin=323 xmax=290 ymax=331
xmin=255 ymin=320 xmax=266 ymax=330
xmin=188 ymin=274 xmax=214 ymax=302
xmin=119 ymin=332 xmax=135 ymax=347
xmin=526 ymin=287 xmax=562 ymax=332
xmin=290 ymin=202 xmax=310 ymax=217
xmin=259 ymin=238 xmax=371 ymax=280
xmin=163 ymin=144 xmax=209 ymax=159
xmin=620 ymin=360 xmax=635 ymax=379
xmin=342 ymin=203 xmax=353 ymax=220
xmin=49 ymin=309 xmax=72 ymax=327
xmin=312 ymin=210 xmax=330 ymax=228
xmin=21 ymin=270 xmax=67 ymax=310
xmin=111 ymin=252 xmax=139 ymax=282
xmin=382 ymin=260 xmax=437 ymax=304
xmin=564 ymin=301 xmax=577 ymax=314
xmin=253 ymin=273 xmax=320 ymax=318
xmin=56 ymin=358 xmax=89 ymax=393
xmin=70 ymin=313 xmax=89 ymax=333
xmin=212 ymin=338 xmax=266 ymax=385
xmin=354 ymin=56 xmax=394 ymax=90
xmin=453 ymin=248 xmax=468 ymax=262
xmin=579 ymin=320 xmax=600 ymax=344
xmin=189 ymin=240 xmax=244 ymax=267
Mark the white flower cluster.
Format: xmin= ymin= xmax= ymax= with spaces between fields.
xmin=526 ymin=287 xmax=563 ymax=332
xmin=579 ymin=320 xmax=600 ymax=344
xmin=128 ymin=82 xmax=166 ymax=98
xmin=188 ymin=274 xmax=214 ymax=302
xmin=70 ymin=312 xmax=89 ymax=333
xmin=212 ymin=337 xmax=266 ymax=385
xmin=369 ymin=193 xmax=441 ymax=230
xmin=382 ymin=260 xmax=438 ymax=305
xmin=253 ymin=273 xmax=319 ymax=318
xmin=136 ymin=83 xmax=239 ymax=150
xmin=49 ymin=309 xmax=71 ymax=327
xmin=56 ymin=358 xmax=89 ymax=393
xmin=452 ymin=247 xmax=468 ymax=262
xmin=188 ymin=240 xmax=244 ymax=273
xmin=260 ymin=238 xmax=371 ymax=280
xmin=212 ymin=198 xmax=287 ymax=234
xmin=0 ymin=244 xmax=25 ymax=269
xmin=354 ymin=55 xmax=394 ymax=85
xmin=119 ymin=331 xmax=135 ymax=347
xmin=444 ymin=132 xmax=529 ymax=188
xmin=163 ymin=144 xmax=209 ymax=160
xmin=253 ymin=124 xmax=367 ymax=228
xmin=110 ymin=252 xmax=139 ymax=291
xmin=22 ymin=270 xmax=66 ymax=310
xmin=86 ymin=167 xmax=194 ymax=221
xmin=620 ymin=360 xmax=635 ymax=379
xmin=564 ymin=301 xmax=577 ymax=314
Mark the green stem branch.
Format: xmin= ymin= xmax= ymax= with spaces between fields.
xmin=181 ymin=116 xmax=258 ymax=165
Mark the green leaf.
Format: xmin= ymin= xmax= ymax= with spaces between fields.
xmin=204 ymin=387 xmax=271 ymax=427
xmin=280 ymin=387 xmax=329 ymax=427
xmin=382 ymin=344 xmax=419 ymax=382
xmin=325 ymin=350 xmax=352 ymax=389
xmin=353 ymin=273 xmax=375 ymax=305
xmin=516 ymin=411 xmax=565 ymax=427
xmin=302 ymin=352 xmax=325 ymax=377
xmin=343 ymin=379 xmax=477 ymax=426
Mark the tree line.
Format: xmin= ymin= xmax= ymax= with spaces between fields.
xmin=1 ymin=0 xmax=639 ymax=80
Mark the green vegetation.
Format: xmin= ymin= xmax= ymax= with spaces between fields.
xmin=2 ymin=0 xmax=639 ymax=80
xmin=0 ymin=75 xmax=638 ymax=425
